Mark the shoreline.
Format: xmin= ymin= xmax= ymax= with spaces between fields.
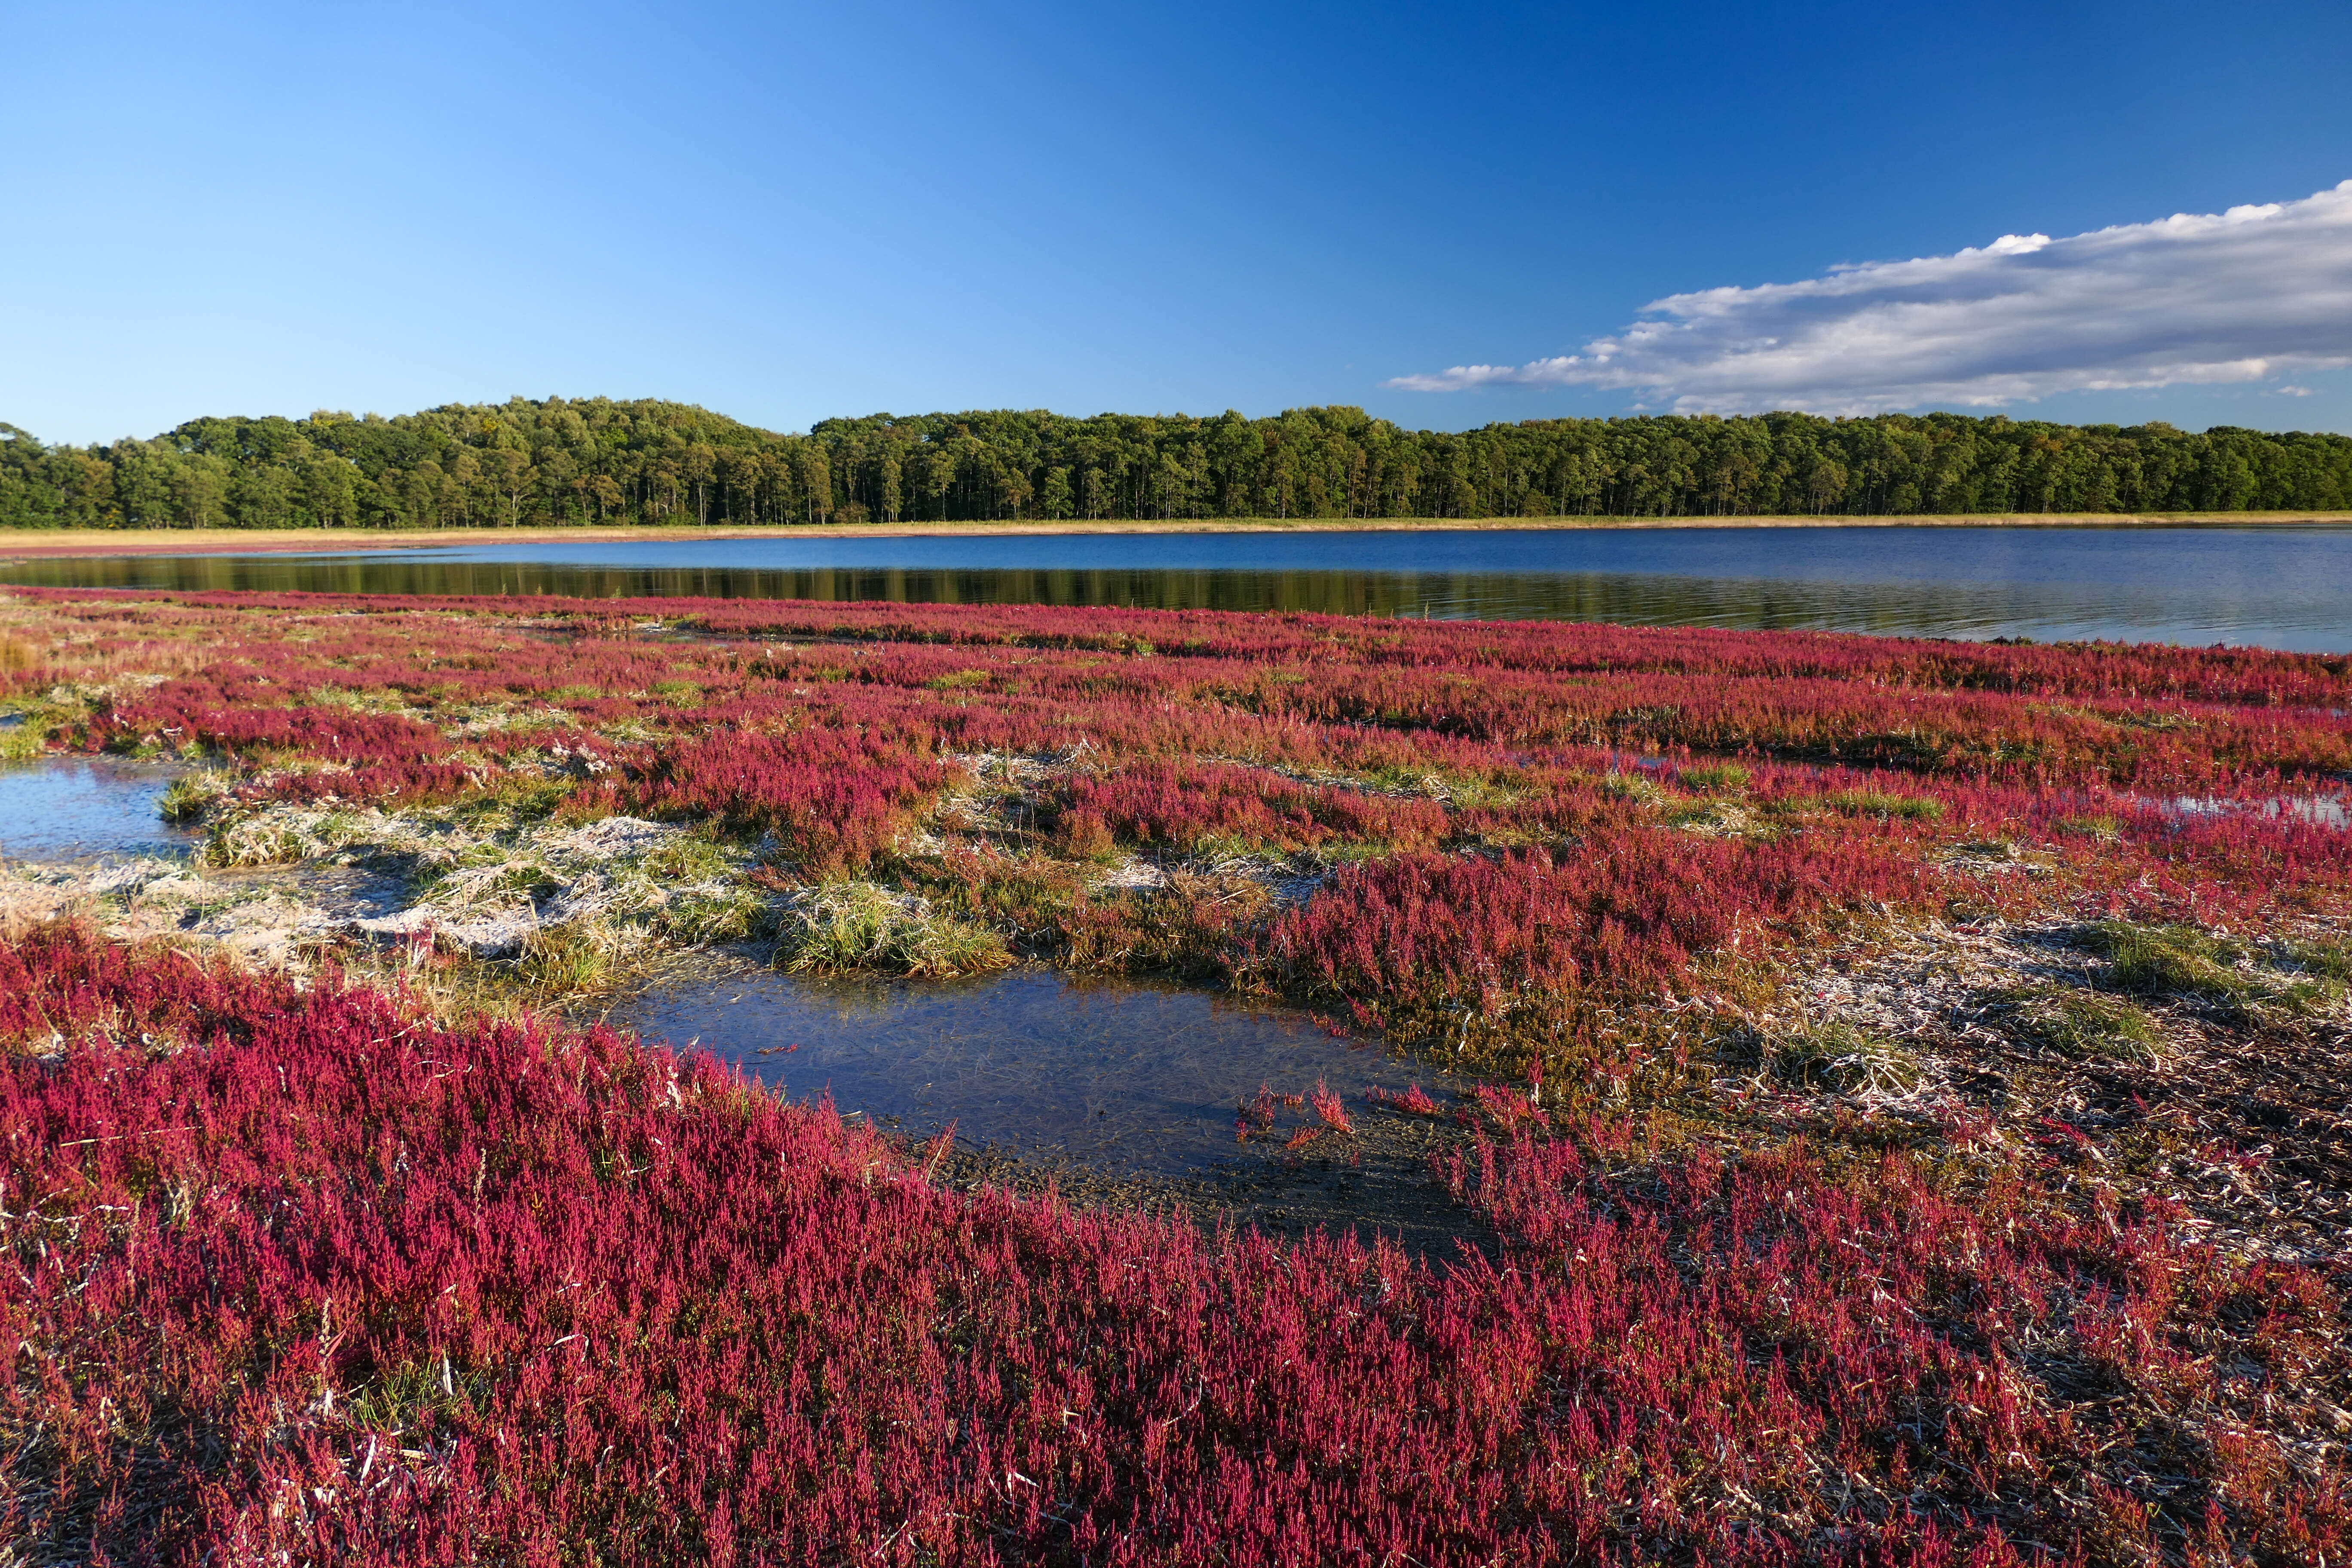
xmin=3 ymin=509 xmax=2350 ymax=558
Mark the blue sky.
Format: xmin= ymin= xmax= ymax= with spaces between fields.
xmin=6 ymin=0 xmax=2349 ymax=444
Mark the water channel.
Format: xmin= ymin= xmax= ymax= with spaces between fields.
xmin=10 ymin=523 xmax=2352 ymax=650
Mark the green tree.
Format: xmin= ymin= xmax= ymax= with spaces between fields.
xmin=481 ymin=448 xmax=533 ymax=527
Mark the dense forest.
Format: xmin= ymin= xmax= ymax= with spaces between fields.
xmin=4 ymin=397 xmax=2350 ymax=530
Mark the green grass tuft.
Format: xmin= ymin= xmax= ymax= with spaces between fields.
xmin=159 ymin=771 xmax=232 ymax=824
xmin=1818 ymin=790 xmax=1946 ymax=822
xmin=2084 ymin=921 xmax=2259 ymax=1012
xmin=2079 ymin=921 xmax=2346 ymax=1022
xmin=1601 ymin=772 xmax=1669 ymax=806
xmin=1770 ymin=1023 xmax=1920 ymax=1094
xmin=0 ymin=713 xmax=51 ymax=762
xmin=778 ymin=882 xmax=1013 ymax=978
xmin=517 ymin=924 xmax=616 ymax=995
xmin=2002 ymin=984 xmax=2160 ymax=1063
xmin=1680 ymin=763 xmax=1751 ymax=793
xmin=2279 ymin=936 xmax=2352 ymax=984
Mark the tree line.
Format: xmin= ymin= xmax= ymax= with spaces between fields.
xmin=4 ymin=396 xmax=2349 ymax=530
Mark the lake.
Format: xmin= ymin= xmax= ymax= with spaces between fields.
xmin=7 ymin=523 xmax=2351 ymax=650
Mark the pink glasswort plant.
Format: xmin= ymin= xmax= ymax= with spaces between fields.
xmin=3 ymin=927 xmax=2343 ymax=1565
xmin=2 ymin=586 xmax=2349 ymax=1563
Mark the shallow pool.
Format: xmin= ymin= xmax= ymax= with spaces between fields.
xmin=613 ymin=959 xmax=1455 ymax=1177
xmin=2160 ymin=793 xmax=2351 ymax=830
xmin=0 ymin=756 xmax=199 ymax=863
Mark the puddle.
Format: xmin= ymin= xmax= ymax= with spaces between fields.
xmin=612 ymin=958 xmax=1461 ymax=1179
xmin=0 ymin=757 xmax=199 ymax=863
xmin=2156 ymin=794 xmax=2350 ymax=830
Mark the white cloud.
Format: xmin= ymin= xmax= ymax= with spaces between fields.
xmin=1389 ymin=182 xmax=2352 ymax=414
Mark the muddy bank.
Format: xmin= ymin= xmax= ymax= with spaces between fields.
xmin=1729 ymin=912 xmax=2352 ymax=1271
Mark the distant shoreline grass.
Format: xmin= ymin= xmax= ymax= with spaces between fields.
xmin=3 ymin=509 xmax=2350 ymax=557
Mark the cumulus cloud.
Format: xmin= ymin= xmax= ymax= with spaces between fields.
xmin=1389 ymin=182 xmax=2352 ymax=414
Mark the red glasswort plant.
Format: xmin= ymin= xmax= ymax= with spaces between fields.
xmin=0 ymin=588 xmax=2343 ymax=1042
xmin=6 ymin=585 xmax=2347 ymax=1065
xmin=5 ymin=585 xmax=2350 ymax=1565
xmin=6 ymin=927 xmax=2344 ymax=1565
xmin=1256 ymin=833 xmax=1932 ymax=1021
xmin=1307 ymin=1079 xmax=1352 ymax=1134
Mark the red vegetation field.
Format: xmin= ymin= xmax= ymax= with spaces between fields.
xmin=9 ymin=584 xmax=2351 ymax=921
xmin=3 ymin=585 xmax=2349 ymax=1562
xmin=7 ymin=584 xmax=2346 ymax=1048
xmin=7 ymin=927 xmax=2347 ymax=1565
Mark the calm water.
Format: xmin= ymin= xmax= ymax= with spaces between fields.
xmin=9 ymin=524 xmax=2352 ymax=649
xmin=613 ymin=961 xmax=1450 ymax=1176
xmin=0 ymin=756 xmax=196 ymax=863
xmin=2164 ymin=794 xmax=2351 ymax=830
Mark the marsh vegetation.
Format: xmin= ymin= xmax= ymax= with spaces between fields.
xmin=3 ymin=582 xmax=2348 ymax=1563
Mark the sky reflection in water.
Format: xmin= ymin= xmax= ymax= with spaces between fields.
xmin=0 ymin=757 xmax=195 ymax=863
xmin=615 ymin=964 xmax=1441 ymax=1177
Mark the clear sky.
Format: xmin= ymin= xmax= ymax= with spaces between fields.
xmin=6 ymin=0 xmax=2350 ymax=444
